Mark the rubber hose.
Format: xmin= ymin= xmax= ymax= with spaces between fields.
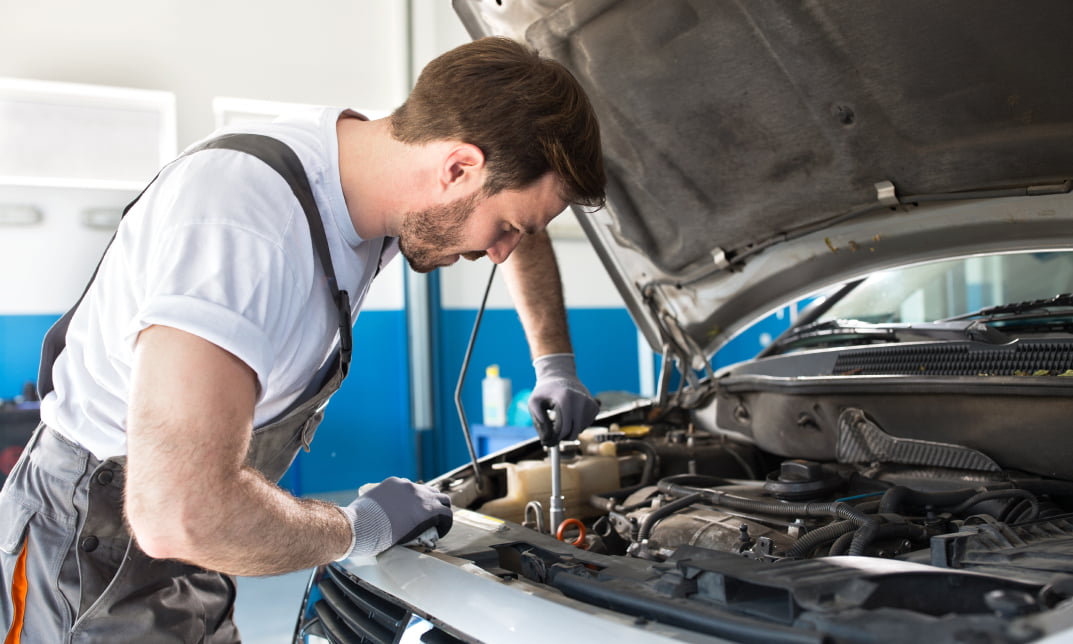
xmin=588 ymin=494 xmax=615 ymax=514
xmin=830 ymin=522 xmax=929 ymax=556
xmin=657 ymin=479 xmax=881 ymax=556
xmin=784 ymin=520 xmax=856 ymax=559
xmin=952 ymin=489 xmax=1040 ymax=521
xmin=878 ymin=486 xmax=910 ymax=514
xmin=827 ymin=527 xmax=855 ymax=557
xmin=1001 ymin=498 xmax=1036 ymax=523
xmin=847 ymin=519 xmax=879 ymax=556
xmin=853 ymin=500 xmax=881 ymax=515
xmin=589 ymin=483 xmax=649 ymax=513
xmin=658 ymin=480 xmax=875 ymax=525
xmin=635 ymin=493 xmax=704 ymax=542
xmin=878 ymin=486 xmax=978 ymax=514
xmin=613 ymin=440 xmax=660 ymax=486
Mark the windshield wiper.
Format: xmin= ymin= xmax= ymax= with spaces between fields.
xmin=940 ymin=293 xmax=1073 ymax=322
xmin=768 ymin=318 xmax=1009 ymax=354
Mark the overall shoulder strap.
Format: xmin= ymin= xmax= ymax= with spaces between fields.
xmin=190 ymin=134 xmax=353 ymax=375
xmin=37 ymin=133 xmax=352 ymax=397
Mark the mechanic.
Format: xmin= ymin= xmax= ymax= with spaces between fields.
xmin=0 ymin=36 xmax=605 ymax=642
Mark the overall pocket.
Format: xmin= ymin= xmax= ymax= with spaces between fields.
xmin=0 ymin=498 xmax=33 ymax=556
xmin=1 ymin=490 xmax=79 ymax=641
xmin=0 ymin=499 xmax=33 ymax=635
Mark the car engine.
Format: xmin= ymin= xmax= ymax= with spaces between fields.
xmin=436 ymin=398 xmax=1073 ymax=643
xmin=451 ymin=417 xmax=1072 ymax=571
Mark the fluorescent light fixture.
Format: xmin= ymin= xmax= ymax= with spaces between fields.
xmin=0 ymin=203 xmax=43 ymax=226
xmin=0 ymin=77 xmax=177 ymax=186
xmin=81 ymin=207 xmax=123 ymax=230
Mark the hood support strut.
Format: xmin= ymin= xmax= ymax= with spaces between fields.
xmin=651 ymin=302 xmax=717 ymax=410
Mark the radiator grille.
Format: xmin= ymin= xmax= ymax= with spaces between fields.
xmin=832 ymin=341 xmax=1073 ymax=376
xmin=310 ymin=565 xmax=409 ymax=643
xmin=300 ymin=564 xmax=468 ymax=644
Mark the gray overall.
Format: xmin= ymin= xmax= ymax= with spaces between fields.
xmin=0 ymin=135 xmax=353 ymax=643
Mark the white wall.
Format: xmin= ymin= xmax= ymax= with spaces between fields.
xmin=0 ymin=0 xmax=626 ymax=314
xmin=0 ymin=0 xmax=468 ymax=148
xmin=0 ymin=0 xmax=481 ymax=315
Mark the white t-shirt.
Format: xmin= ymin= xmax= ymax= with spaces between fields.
xmin=40 ymin=107 xmax=398 ymax=460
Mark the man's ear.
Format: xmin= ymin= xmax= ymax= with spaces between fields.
xmin=440 ymin=143 xmax=486 ymax=191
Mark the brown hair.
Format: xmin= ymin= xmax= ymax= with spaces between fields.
xmin=391 ymin=37 xmax=605 ymax=209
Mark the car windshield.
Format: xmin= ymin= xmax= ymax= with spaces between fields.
xmin=814 ymin=250 xmax=1073 ymax=325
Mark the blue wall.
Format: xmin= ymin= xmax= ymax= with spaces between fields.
xmin=285 ymin=310 xmax=416 ymax=495
xmin=0 ymin=314 xmax=57 ymax=400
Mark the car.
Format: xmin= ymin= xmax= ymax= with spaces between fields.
xmin=294 ymin=1 xmax=1073 ymax=642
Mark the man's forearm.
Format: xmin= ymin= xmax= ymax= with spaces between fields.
xmin=128 ymin=433 xmax=354 ymax=576
xmin=501 ymin=230 xmax=573 ymax=358
xmin=167 ymin=467 xmax=353 ymax=576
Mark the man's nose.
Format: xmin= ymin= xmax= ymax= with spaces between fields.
xmin=486 ymin=232 xmax=523 ymax=264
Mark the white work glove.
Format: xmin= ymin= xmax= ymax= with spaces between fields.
xmin=337 ymin=476 xmax=453 ymax=560
xmin=528 ymin=353 xmax=599 ymax=446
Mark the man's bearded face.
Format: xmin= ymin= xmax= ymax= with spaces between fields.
xmin=397 ymin=191 xmax=483 ymax=273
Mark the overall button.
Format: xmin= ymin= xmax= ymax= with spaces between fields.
xmin=80 ymin=536 xmax=99 ymax=552
xmin=95 ymin=469 xmax=114 ymax=486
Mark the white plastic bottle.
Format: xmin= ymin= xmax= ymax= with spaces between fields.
xmin=482 ymin=364 xmax=511 ymax=426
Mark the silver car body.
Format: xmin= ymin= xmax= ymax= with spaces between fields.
xmin=296 ymin=2 xmax=1073 ymax=642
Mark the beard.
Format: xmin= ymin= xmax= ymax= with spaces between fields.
xmin=397 ymin=191 xmax=483 ymax=273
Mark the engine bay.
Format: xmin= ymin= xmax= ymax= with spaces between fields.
xmin=433 ymin=401 xmax=1073 ymax=643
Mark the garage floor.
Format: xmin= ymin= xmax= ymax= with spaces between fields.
xmin=233 ymin=489 xmax=354 ymax=644
xmin=235 ymin=570 xmax=311 ymax=644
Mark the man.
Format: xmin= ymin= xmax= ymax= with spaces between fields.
xmin=0 ymin=37 xmax=604 ymax=642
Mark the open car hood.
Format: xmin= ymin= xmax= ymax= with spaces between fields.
xmin=453 ymin=0 xmax=1073 ymax=367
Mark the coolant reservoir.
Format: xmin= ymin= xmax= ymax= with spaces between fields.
xmin=476 ymin=451 xmax=620 ymax=525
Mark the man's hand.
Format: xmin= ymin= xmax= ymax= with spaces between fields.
xmin=529 ymin=353 xmax=599 ymax=445
xmin=338 ymin=477 xmax=453 ymax=559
